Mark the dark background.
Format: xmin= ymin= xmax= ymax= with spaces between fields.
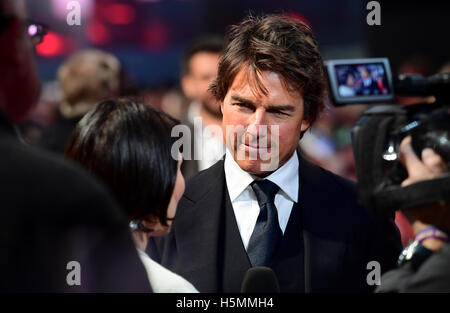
xmin=27 ymin=0 xmax=450 ymax=88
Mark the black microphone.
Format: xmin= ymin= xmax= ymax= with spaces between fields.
xmin=241 ymin=267 xmax=280 ymax=293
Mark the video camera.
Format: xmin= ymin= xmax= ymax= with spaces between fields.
xmin=325 ymin=58 xmax=450 ymax=216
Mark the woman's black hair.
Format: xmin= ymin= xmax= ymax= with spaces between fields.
xmin=65 ymin=98 xmax=180 ymax=226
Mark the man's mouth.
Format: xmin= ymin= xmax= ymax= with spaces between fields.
xmin=244 ymin=143 xmax=269 ymax=148
xmin=241 ymin=141 xmax=271 ymax=151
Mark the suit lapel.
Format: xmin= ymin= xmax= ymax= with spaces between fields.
xmin=174 ymin=160 xmax=227 ymax=292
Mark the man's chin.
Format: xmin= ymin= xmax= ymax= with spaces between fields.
xmin=235 ymin=159 xmax=275 ymax=178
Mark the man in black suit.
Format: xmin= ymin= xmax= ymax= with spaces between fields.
xmin=0 ymin=0 xmax=150 ymax=292
xmin=149 ymin=14 xmax=401 ymax=292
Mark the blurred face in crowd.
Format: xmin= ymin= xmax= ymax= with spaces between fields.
xmin=221 ymin=67 xmax=310 ymax=177
xmin=346 ymin=74 xmax=354 ymax=87
xmin=144 ymin=155 xmax=185 ymax=237
xmin=182 ymin=51 xmax=222 ymax=116
xmin=361 ymin=68 xmax=370 ymax=80
xmin=0 ymin=0 xmax=40 ymax=122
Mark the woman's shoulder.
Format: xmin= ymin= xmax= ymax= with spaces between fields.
xmin=138 ymin=249 xmax=199 ymax=293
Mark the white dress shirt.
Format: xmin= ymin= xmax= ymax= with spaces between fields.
xmin=224 ymin=148 xmax=299 ymax=250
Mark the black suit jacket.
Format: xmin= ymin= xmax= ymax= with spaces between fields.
xmin=149 ymin=151 xmax=402 ymax=292
xmin=0 ymin=111 xmax=151 ymax=292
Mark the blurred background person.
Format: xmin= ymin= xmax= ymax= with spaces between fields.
xmin=36 ymin=49 xmax=121 ymax=154
xmin=0 ymin=0 xmax=150 ymax=292
xmin=180 ymin=36 xmax=226 ymax=177
xmin=65 ymin=98 xmax=198 ymax=293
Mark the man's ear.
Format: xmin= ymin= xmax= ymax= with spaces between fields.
xmin=300 ymin=118 xmax=311 ymax=132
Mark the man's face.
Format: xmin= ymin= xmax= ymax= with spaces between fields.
xmin=0 ymin=0 xmax=40 ymax=122
xmin=221 ymin=67 xmax=310 ymax=177
xmin=182 ymin=51 xmax=221 ymax=116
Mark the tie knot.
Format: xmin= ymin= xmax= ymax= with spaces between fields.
xmin=251 ymin=179 xmax=279 ymax=204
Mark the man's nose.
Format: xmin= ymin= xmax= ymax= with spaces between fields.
xmin=247 ymin=108 xmax=267 ymax=135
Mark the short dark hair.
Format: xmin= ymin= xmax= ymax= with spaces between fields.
xmin=180 ymin=35 xmax=224 ymax=76
xmin=65 ymin=98 xmax=180 ymax=226
xmin=210 ymin=14 xmax=326 ymax=125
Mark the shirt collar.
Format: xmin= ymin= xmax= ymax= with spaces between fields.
xmin=224 ymin=148 xmax=254 ymax=202
xmin=265 ymin=151 xmax=299 ymax=203
xmin=224 ymin=148 xmax=299 ymax=203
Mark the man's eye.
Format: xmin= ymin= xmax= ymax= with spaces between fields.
xmin=270 ymin=110 xmax=289 ymax=117
xmin=234 ymin=103 xmax=252 ymax=110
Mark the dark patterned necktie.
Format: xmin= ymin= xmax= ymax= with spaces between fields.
xmin=247 ymin=179 xmax=282 ymax=267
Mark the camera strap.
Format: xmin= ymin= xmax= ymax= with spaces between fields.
xmin=352 ymin=106 xmax=406 ymax=217
xmin=373 ymin=175 xmax=450 ymax=212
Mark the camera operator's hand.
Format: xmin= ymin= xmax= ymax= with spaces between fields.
xmin=399 ymin=136 xmax=450 ymax=251
xmin=399 ymin=136 xmax=448 ymax=187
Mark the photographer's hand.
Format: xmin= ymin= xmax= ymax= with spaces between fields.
xmin=399 ymin=136 xmax=448 ymax=187
xmin=399 ymin=136 xmax=450 ymax=251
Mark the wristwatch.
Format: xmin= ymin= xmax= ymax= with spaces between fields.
xmin=397 ymin=240 xmax=434 ymax=270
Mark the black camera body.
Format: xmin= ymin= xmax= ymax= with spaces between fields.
xmin=325 ymin=58 xmax=450 ymax=215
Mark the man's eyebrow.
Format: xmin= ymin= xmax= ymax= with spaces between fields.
xmin=266 ymin=104 xmax=296 ymax=112
xmin=231 ymin=95 xmax=255 ymax=106
xmin=230 ymin=94 xmax=296 ymax=112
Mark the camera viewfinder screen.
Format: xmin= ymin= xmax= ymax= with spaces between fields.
xmin=334 ymin=63 xmax=391 ymax=98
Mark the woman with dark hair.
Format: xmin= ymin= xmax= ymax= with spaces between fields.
xmin=65 ymin=98 xmax=198 ymax=292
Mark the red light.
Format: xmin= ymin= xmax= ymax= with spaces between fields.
xmin=36 ymin=31 xmax=65 ymax=57
xmin=86 ymin=20 xmax=110 ymax=45
xmin=103 ymin=4 xmax=136 ymax=25
xmin=284 ymin=12 xmax=311 ymax=28
xmin=141 ymin=21 xmax=169 ymax=52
